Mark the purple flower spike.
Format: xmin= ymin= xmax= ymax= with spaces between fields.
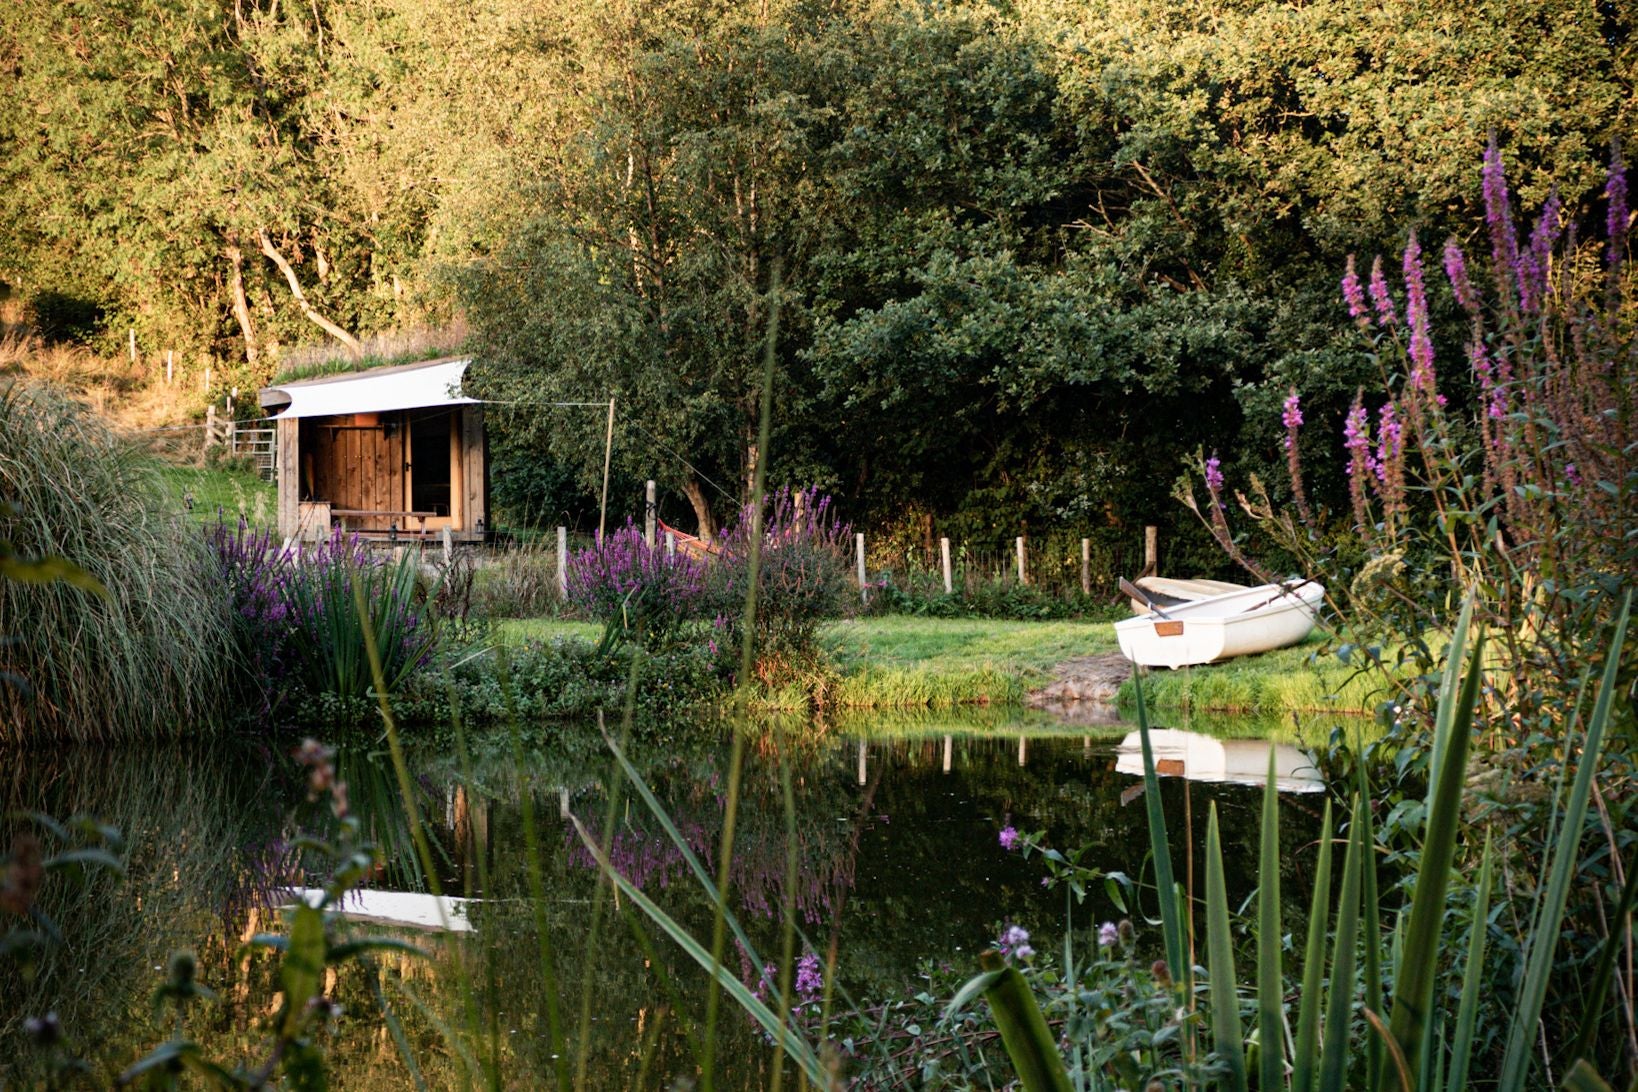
xmin=1607 ymin=145 xmax=1628 ymax=268
xmin=1483 ymin=140 xmax=1521 ymax=292
xmin=1282 ymin=390 xmax=1303 ymax=450
xmin=1369 ymin=256 xmax=1399 ymax=328
xmin=1527 ymin=190 xmax=1562 ymax=309
xmin=1204 ymin=455 xmax=1224 ymax=494
xmin=1443 ymin=239 xmax=1477 ymax=315
xmin=795 ymin=953 xmax=823 ymax=999
xmin=1342 ymin=255 xmax=1370 ymax=326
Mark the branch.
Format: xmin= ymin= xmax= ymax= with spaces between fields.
xmin=257 ymin=229 xmax=362 ymax=357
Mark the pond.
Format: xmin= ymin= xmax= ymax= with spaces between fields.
xmin=1 ymin=709 xmax=1343 ymax=1088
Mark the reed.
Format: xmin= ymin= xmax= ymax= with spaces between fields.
xmin=0 ymin=384 xmax=236 ymax=742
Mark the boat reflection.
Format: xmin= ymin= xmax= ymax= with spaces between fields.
xmin=1114 ymin=728 xmax=1324 ymax=793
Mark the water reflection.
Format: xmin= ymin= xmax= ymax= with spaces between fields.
xmin=1113 ymin=728 xmax=1326 ymax=793
xmin=2 ymin=713 xmax=1334 ymax=1087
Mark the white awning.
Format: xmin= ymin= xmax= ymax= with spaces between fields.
xmin=261 ymin=357 xmax=476 ymax=419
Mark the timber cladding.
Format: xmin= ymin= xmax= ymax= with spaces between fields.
xmin=279 ymin=406 xmax=487 ymax=541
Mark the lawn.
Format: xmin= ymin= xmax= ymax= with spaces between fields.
xmin=1119 ymin=631 xmax=1391 ymax=716
xmin=152 ymin=460 xmax=277 ymax=528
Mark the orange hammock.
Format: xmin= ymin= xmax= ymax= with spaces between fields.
xmin=656 ymin=518 xmax=718 ymax=560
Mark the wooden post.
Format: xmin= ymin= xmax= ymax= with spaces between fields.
xmin=855 ymin=532 xmax=868 ymax=604
xmin=597 ymin=398 xmax=615 ymax=543
xmin=1018 ymin=736 xmax=1027 ymax=767
xmin=940 ymin=537 xmax=952 ymax=595
xmin=204 ymin=404 xmax=217 ymax=453
xmin=442 ymin=526 xmax=453 ymax=565
xmin=202 ymin=365 xmax=212 ymax=392
xmin=1081 ymin=537 xmax=1091 ymax=596
xmin=943 ymin=734 xmax=952 ymax=773
xmin=557 ymin=526 xmax=569 ymax=598
xmin=165 ymin=350 xmax=173 ymax=385
xmin=1145 ymin=525 xmax=1159 ymax=576
xmin=276 ymin=416 xmax=299 ymax=539
xmin=644 ymin=480 xmax=657 ymax=547
xmin=665 ymin=531 xmax=676 ymax=559
xmin=1016 ymin=536 xmax=1027 ymax=585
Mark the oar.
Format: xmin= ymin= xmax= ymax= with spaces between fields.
xmin=1120 ymin=577 xmax=1173 ymax=619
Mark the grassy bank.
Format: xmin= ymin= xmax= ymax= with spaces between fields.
xmin=1117 ymin=632 xmax=1385 ymax=716
xmin=153 ymin=461 xmax=276 ymax=528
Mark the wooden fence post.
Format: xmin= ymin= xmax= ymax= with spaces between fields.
xmin=1081 ymin=537 xmax=1091 ymax=596
xmin=940 ymin=537 xmax=953 ymax=595
xmin=557 ymin=526 xmax=569 ymax=598
xmin=644 ymin=480 xmax=656 ymax=547
xmin=165 ymin=350 xmax=174 ymax=385
xmin=1145 ymin=525 xmax=1159 ymax=576
xmin=202 ymin=365 xmax=212 ymax=393
xmin=1015 ymin=536 xmax=1027 ymax=585
xmin=203 ymin=404 xmax=217 ymax=455
xmin=856 ymin=532 xmax=868 ymax=604
xmin=665 ymin=531 xmax=676 ymax=560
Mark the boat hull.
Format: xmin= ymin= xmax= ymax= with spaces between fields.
xmin=1114 ymin=580 xmax=1324 ymax=669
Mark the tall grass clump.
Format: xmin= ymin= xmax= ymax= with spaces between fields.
xmin=0 ymin=384 xmax=236 ymax=742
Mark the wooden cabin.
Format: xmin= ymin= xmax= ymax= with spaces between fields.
xmin=259 ymin=357 xmax=487 ymax=543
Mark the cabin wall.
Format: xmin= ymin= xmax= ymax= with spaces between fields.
xmin=305 ymin=415 xmax=407 ymax=531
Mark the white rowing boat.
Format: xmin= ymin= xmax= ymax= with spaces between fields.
xmin=1114 ymin=580 xmax=1325 ymax=669
xmin=1113 ymin=728 xmax=1324 ymax=793
xmin=1126 ymin=577 xmax=1249 ymax=614
xmin=285 ymin=887 xmax=475 ymax=932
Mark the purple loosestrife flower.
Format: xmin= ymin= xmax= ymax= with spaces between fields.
xmin=1483 ymin=140 xmax=1521 ymax=296
xmin=1204 ymin=455 xmax=1224 ymax=494
xmin=1375 ymin=402 xmax=1402 ymax=484
xmin=1343 ymin=396 xmax=1373 ymax=529
xmin=1342 ymin=255 xmax=1370 ymax=326
xmin=1404 ymin=232 xmax=1437 ymax=399
xmin=794 ymin=953 xmax=823 ymax=1000
xmin=1281 ymin=390 xmax=1303 ymax=442
xmin=1526 ymin=190 xmax=1562 ymax=311
xmin=998 ymin=826 xmax=1020 ymax=851
xmin=1607 ymin=145 xmax=1628 ymax=268
xmin=1444 ymin=239 xmax=1478 ymax=315
xmin=998 ymin=925 xmax=1034 ymax=960
xmin=1282 ymin=389 xmax=1312 ymax=523
xmin=1098 ymin=921 xmax=1119 ymax=948
xmin=1369 ymin=256 xmax=1399 ymax=328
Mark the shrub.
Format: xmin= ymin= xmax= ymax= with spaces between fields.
xmin=703 ymin=487 xmax=854 ymax=682
xmin=0 ymin=385 xmax=236 ymax=742
xmin=564 ymin=522 xmax=705 ymax=649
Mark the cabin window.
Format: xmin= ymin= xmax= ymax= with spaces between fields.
xmin=409 ymin=411 xmax=452 ymax=516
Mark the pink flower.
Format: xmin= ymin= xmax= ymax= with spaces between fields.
xmin=998 ymin=826 xmax=1020 ymax=851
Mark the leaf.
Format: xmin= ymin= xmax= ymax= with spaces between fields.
xmin=280 ymin=904 xmax=327 ymax=1037
xmin=979 ymin=953 xmax=1073 ymax=1092
xmin=1206 ymin=803 xmax=1247 ymax=1091
xmin=1257 ymin=751 xmax=1284 ymax=1092
xmin=942 ymin=969 xmax=1006 ymax=1023
xmin=1292 ymin=800 xmax=1333 ymax=1092
xmin=44 ymin=847 xmax=126 ymax=876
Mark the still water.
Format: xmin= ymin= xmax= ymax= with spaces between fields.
xmin=2 ymin=711 xmax=1334 ymax=1087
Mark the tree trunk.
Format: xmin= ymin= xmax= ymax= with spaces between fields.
xmin=225 ymin=241 xmax=259 ymax=367
xmin=681 ymin=478 xmax=718 ymax=545
xmin=257 ymin=228 xmax=363 ymax=357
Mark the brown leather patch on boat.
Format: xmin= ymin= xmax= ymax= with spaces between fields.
xmin=1156 ymin=759 xmax=1186 ymax=776
xmin=1153 ymin=620 xmax=1185 ymax=637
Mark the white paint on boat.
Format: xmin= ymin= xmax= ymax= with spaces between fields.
xmin=1128 ymin=577 xmax=1248 ymax=614
xmin=1114 ymin=729 xmax=1324 ymax=793
xmin=285 ymin=887 xmax=475 ymax=933
xmin=1114 ymin=580 xmax=1325 ymax=669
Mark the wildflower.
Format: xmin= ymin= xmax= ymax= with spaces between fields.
xmin=1098 ymin=921 xmax=1119 ymax=948
xmin=1204 ymin=455 xmax=1223 ymax=494
xmin=1281 ymin=390 xmax=1303 ymax=446
xmin=1368 ymin=255 xmax=1398 ymax=328
xmin=1483 ymin=140 xmax=1521 ymax=294
xmin=23 ymin=1012 xmax=61 ymax=1047
xmin=1151 ymin=959 xmax=1172 ymax=989
xmin=1527 ymin=190 xmax=1562 ymax=310
xmin=795 ymin=952 xmax=823 ymax=999
xmin=1607 ymin=144 xmax=1628 ymax=268
xmin=1565 ymin=463 xmax=1582 ymax=487
xmin=1443 ymin=239 xmax=1478 ymax=314
xmin=1341 ymin=255 xmax=1370 ymax=326
xmin=998 ymin=925 xmax=1034 ymax=960
xmin=1403 ymin=232 xmax=1437 ymax=398
xmin=998 ymin=826 xmax=1020 ymax=852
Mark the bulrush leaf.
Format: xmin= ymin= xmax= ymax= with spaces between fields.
xmin=1207 ymin=803 xmax=1248 ymax=1090
xmin=1133 ymin=679 xmax=1186 ymax=985
xmin=1293 ymin=799 xmax=1335 ymax=1092
xmin=1384 ymin=593 xmax=1482 ymax=1083
xmin=977 ymin=950 xmax=1073 ymax=1092
xmin=1319 ymin=794 xmax=1367 ymax=1092
xmin=1258 ymin=751 xmax=1285 ymax=1092
xmin=1446 ymin=834 xmax=1494 ymax=1091
xmin=1498 ymin=594 xmax=1631 ymax=1092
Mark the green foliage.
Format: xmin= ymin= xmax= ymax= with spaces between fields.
xmin=0 ymin=385 xmax=237 ymax=741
